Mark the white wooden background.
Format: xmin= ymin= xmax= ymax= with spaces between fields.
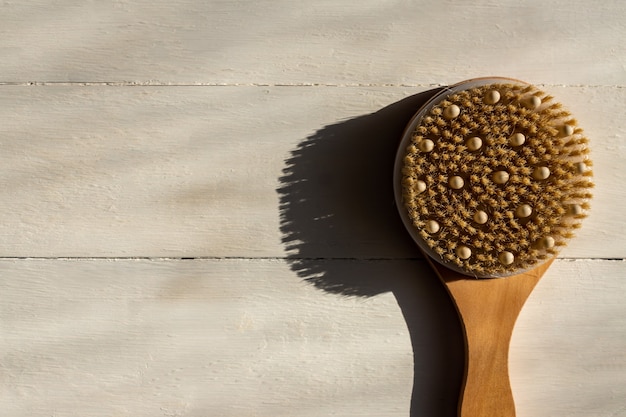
xmin=1 ymin=1 xmax=625 ymax=416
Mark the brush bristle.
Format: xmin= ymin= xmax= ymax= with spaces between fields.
xmin=401 ymin=82 xmax=594 ymax=277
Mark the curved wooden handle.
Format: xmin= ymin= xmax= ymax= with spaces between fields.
xmin=427 ymin=259 xmax=553 ymax=417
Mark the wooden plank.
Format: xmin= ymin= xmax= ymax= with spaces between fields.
xmin=0 ymin=258 xmax=624 ymax=417
xmin=0 ymin=0 xmax=624 ymax=85
xmin=0 ymin=85 xmax=622 ymax=258
xmin=0 ymin=258 xmax=417 ymax=417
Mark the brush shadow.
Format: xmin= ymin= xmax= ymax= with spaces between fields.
xmin=277 ymin=88 xmax=464 ymax=416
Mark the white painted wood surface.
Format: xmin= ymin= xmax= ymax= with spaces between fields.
xmin=0 ymin=85 xmax=622 ymax=258
xmin=1 ymin=1 xmax=625 ymax=416
xmin=1 ymin=259 xmax=624 ymax=417
xmin=1 ymin=0 xmax=625 ymax=85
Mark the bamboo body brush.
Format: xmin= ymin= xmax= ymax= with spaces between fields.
xmin=394 ymin=78 xmax=593 ymax=417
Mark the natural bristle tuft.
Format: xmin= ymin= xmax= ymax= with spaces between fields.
xmin=400 ymin=81 xmax=594 ymax=277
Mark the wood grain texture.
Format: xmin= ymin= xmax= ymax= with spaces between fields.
xmin=0 ymin=258 xmax=624 ymax=417
xmin=0 ymin=85 xmax=622 ymax=257
xmin=0 ymin=258 xmax=416 ymax=417
xmin=432 ymin=259 xmax=553 ymax=417
xmin=0 ymin=0 xmax=624 ymax=85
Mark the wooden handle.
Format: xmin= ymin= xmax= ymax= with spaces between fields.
xmin=427 ymin=258 xmax=553 ymax=417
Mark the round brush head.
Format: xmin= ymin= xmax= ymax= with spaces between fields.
xmin=394 ymin=78 xmax=593 ymax=278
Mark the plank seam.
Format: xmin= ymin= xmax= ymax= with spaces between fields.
xmin=0 ymin=257 xmax=620 ymax=261
xmin=0 ymin=82 xmax=623 ymax=88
